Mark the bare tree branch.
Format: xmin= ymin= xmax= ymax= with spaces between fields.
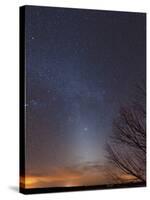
xmin=106 ymin=83 xmax=146 ymax=183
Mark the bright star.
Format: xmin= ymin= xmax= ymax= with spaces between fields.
xmin=84 ymin=127 xmax=88 ymax=131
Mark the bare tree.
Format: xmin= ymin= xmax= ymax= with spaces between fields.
xmin=106 ymin=84 xmax=146 ymax=183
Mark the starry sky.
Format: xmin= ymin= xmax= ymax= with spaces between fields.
xmin=24 ymin=6 xmax=146 ymax=188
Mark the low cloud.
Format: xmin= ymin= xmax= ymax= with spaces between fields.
xmin=23 ymin=161 xmax=131 ymax=188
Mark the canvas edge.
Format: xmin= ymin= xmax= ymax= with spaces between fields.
xmin=20 ymin=182 xmax=146 ymax=195
xmin=19 ymin=5 xmax=146 ymax=195
xmin=19 ymin=5 xmax=26 ymax=194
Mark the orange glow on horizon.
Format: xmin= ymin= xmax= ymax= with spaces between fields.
xmin=20 ymin=176 xmax=39 ymax=188
xmin=21 ymin=174 xmax=81 ymax=188
xmin=25 ymin=177 xmax=38 ymax=185
xmin=21 ymin=166 xmax=138 ymax=188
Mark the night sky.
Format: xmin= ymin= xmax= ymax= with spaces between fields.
xmin=24 ymin=6 xmax=146 ymax=188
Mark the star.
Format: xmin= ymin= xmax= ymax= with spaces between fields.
xmin=30 ymin=99 xmax=38 ymax=106
xmin=31 ymin=36 xmax=35 ymax=40
xmin=83 ymin=127 xmax=88 ymax=132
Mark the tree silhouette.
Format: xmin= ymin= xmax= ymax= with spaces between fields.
xmin=106 ymin=84 xmax=146 ymax=183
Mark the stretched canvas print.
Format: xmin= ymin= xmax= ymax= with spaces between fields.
xmin=20 ymin=5 xmax=146 ymax=194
